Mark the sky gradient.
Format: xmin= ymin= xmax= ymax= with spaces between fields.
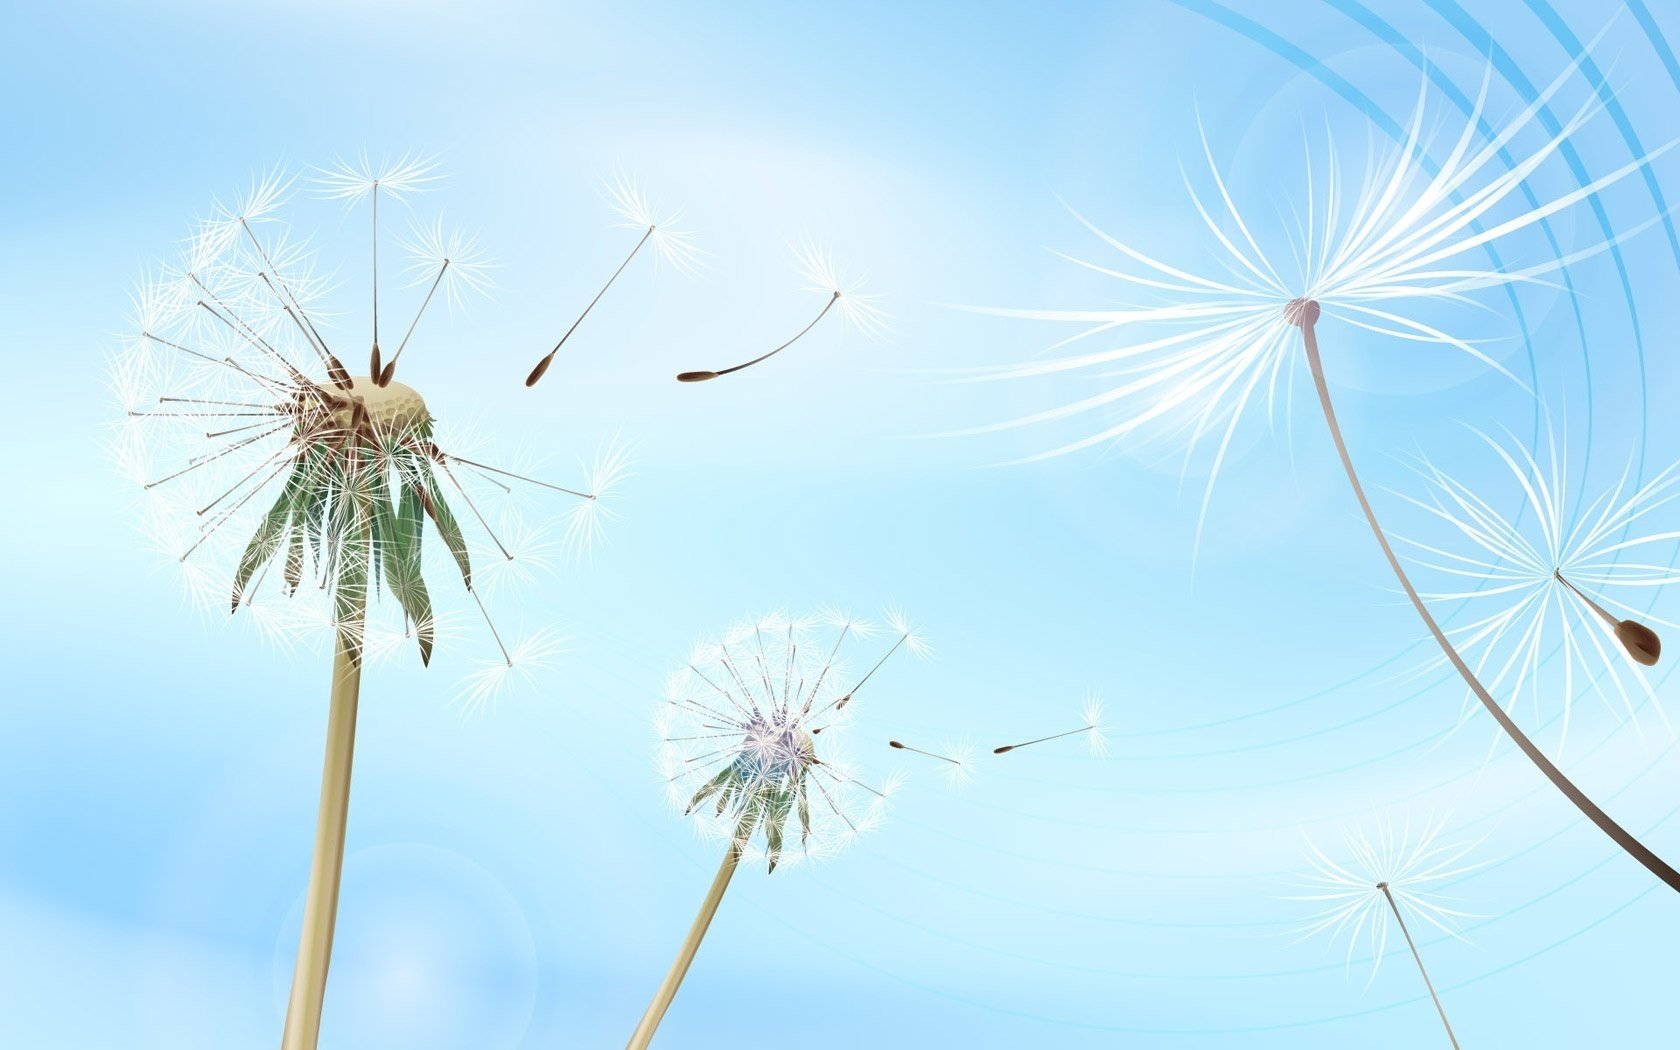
xmin=5 ymin=1 xmax=1680 ymax=1046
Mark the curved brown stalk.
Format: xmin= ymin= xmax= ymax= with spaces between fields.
xmin=1292 ymin=298 xmax=1680 ymax=893
xmin=626 ymin=841 xmax=742 ymax=1049
xmin=1379 ymin=883 xmax=1460 ymax=1049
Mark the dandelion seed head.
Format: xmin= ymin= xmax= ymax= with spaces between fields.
xmin=1081 ymin=694 xmax=1109 ymax=758
xmin=987 ymin=58 xmax=1669 ymax=508
xmin=793 ymin=238 xmax=890 ymax=342
xmin=1402 ymin=429 xmax=1680 ymax=743
xmin=399 ymin=216 xmax=496 ymax=311
xmin=453 ymin=624 xmax=568 ymax=718
xmin=658 ymin=609 xmax=916 ymax=870
xmin=114 ymin=161 xmax=604 ymax=705
xmin=314 ymin=151 xmax=442 ymax=203
xmin=602 ymin=174 xmax=705 ymax=277
xmin=1292 ymin=812 xmax=1482 ymax=978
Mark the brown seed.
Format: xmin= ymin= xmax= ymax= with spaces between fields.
xmin=992 ymin=745 xmax=1015 ymax=754
xmin=370 ymin=343 xmax=383 ymax=383
xmin=676 ymin=370 xmax=718 ymax=383
xmin=378 ymin=360 xmax=397 ymax=387
xmin=1616 ymin=619 xmax=1662 ymax=666
xmin=525 ymin=353 xmax=555 ymax=388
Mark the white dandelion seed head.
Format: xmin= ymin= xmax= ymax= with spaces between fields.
xmin=1400 ymin=428 xmax=1680 ymax=745
xmin=399 ymin=216 xmax=496 ymax=311
xmin=112 ymin=161 xmax=604 ymax=705
xmin=314 ymin=151 xmax=442 ymax=203
xmin=561 ymin=438 xmax=633 ymax=564
xmin=453 ymin=624 xmax=569 ymax=718
xmin=658 ymin=609 xmax=917 ymax=871
xmin=1291 ymin=811 xmax=1483 ymax=978
xmin=792 ymin=238 xmax=891 ymax=342
xmin=940 ymin=737 xmax=978 ymax=789
xmin=983 ymin=53 xmax=1667 ymax=518
xmin=602 ymin=173 xmax=705 ymax=277
xmin=1081 ymin=694 xmax=1109 ymax=758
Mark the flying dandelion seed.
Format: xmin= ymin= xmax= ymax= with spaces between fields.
xmin=993 ymin=694 xmax=1107 ymax=756
xmin=1293 ymin=814 xmax=1482 ymax=1048
xmin=1400 ymin=430 xmax=1678 ymax=752
xmin=111 ymin=162 xmax=624 ymax=1050
xmin=982 ymin=57 xmax=1680 ymax=890
xmin=633 ymin=609 xmax=925 ymax=1048
xmin=676 ymin=238 xmax=888 ymax=382
xmin=525 ymin=175 xmax=700 ymax=386
xmin=889 ymin=737 xmax=976 ymax=788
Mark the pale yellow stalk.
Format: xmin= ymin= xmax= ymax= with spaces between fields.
xmin=626 ymin=843 xmax=743 ymax=1049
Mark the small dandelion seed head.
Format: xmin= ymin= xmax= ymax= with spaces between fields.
xmin=602 ymin=173 xmax=705 ymax=277
xmin=399 ymin=216 xmax=497 ymax=311
xmin=1290 ymin=811 xmax=1483 ymax=978
xmin=314 ymin=151 xmax=442 ymax=203
xmin=658 ymin=609 xmax=917 ymax=870
xmin=792 ymin=237 xmax=890 ymax=342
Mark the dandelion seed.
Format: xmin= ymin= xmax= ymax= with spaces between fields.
xmin=1293 ymin=814 xmax=1482 ymax=1048
xmin=525 ymin=175 xmax=699 ymax=386
xmin=889 ymin=737 xmax=975 ymax=788
xmin=1400 ymin=431 xmax=1676 ymax=746
xmin=676 ymin=239 xmax=886 ymax=382
xmin=988 ymin=56 xmax=1680 ymax=891
xmin=993 ymin=694 xmax=1106 ymax=756
xmin=113 ymin=161 xmax=622 ymax=1050
xmin=634 ymin=609 xmax=922 ymax=1047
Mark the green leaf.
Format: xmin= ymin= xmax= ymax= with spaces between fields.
xmin=416 ymin=470 xmax=472 ymax=589
xmin=232 ymin=461 xmax=308 ymax=612
xmin=764 ymin=788 xmax=794 ymax=872
xmin=283 ymin=524 xmax=304 ymax=595
xmin=372 ymin=479 xmax=434 ymax=665
xmin=687 ymin=766 xmax=736 ymax=815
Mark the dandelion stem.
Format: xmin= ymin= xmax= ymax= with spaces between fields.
xmin=281 ymin=594 xmax=366 ymax=1050
xmin=527 ymin=225 xmax=654 ymax=387
xmin=677 ymin=291 xmax=839 ymax=382
xmin=626 ymin=840 xmax=741 ymax=1050
xmin=1378 ymin=883 xmax=1460 ymax=1049
xmin=1296 ymin=302 xmax=1680 ymax=893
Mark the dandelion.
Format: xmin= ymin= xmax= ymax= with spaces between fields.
xmin=993 ymin=694 xmax=1107 ymax=756
xmin=1294 ymin=814 xmax=1482 ymax=1048
xmin=112 ymin=163 xmax=623 ymax=1050
xmin=1399 ymin=430 xmax=1675 ymax=747
xmin=676 ymin=239 xmax=887 ymax=382
xmin=525 ymin=175 xmax=700 ymax=386
xmin=983 ymin=57 xmax=1680 ymax=890
xmin=633 ymin=609 xmax=924 ymax=1048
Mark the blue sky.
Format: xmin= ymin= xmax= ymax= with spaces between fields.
xmin=5 ymin=1 xmax=1680 ymax=1046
